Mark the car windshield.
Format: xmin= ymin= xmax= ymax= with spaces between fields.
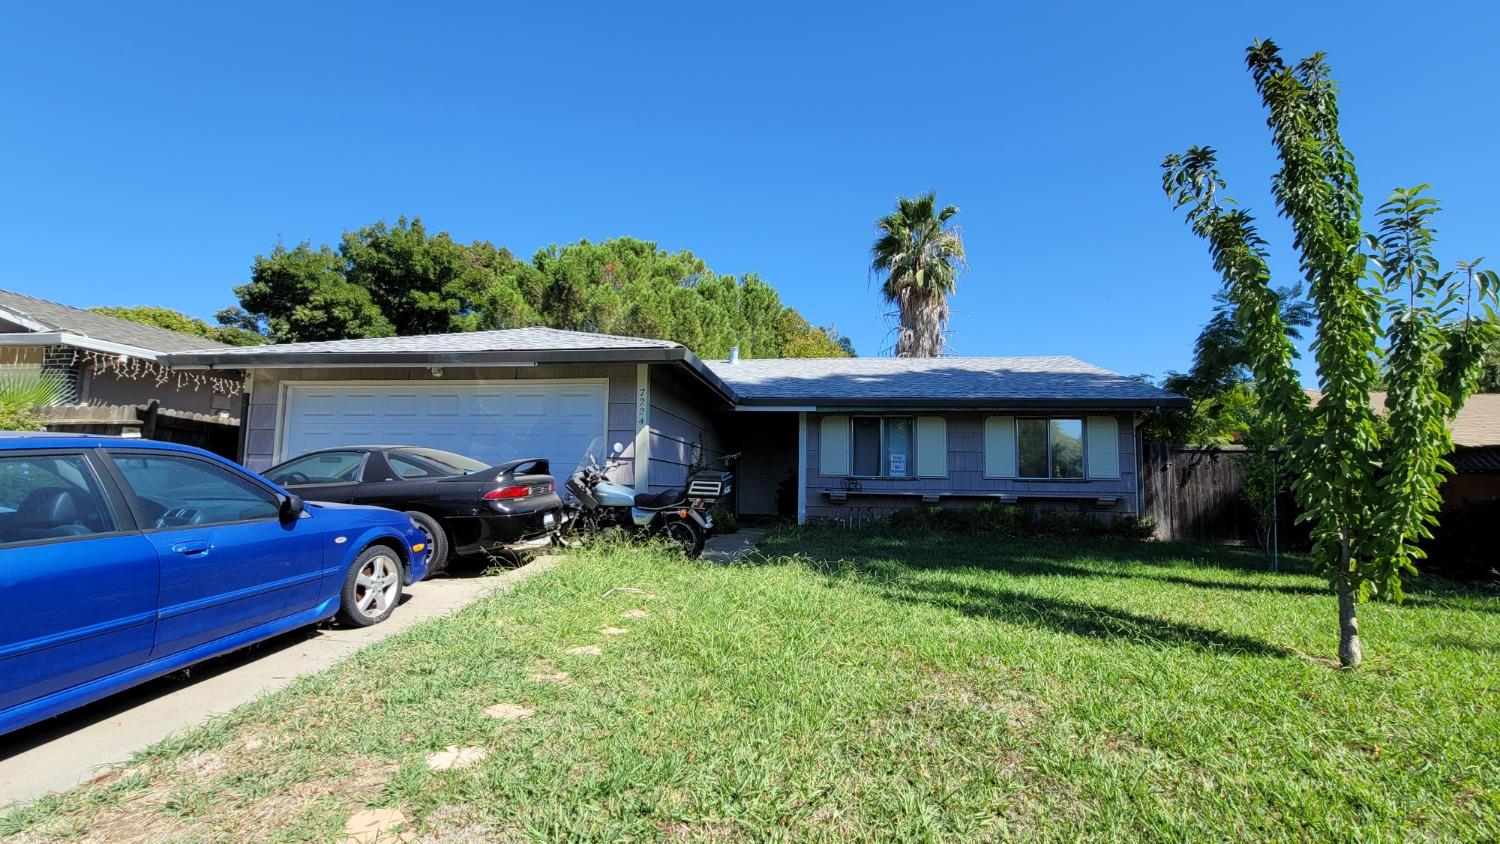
xmin=398 ymin=448 xmax=488 ymax=475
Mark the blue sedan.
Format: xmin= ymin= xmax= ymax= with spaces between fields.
xmin=0 ymin=434 xmax=429 ymax=737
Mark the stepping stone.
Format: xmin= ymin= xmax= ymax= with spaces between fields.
xmin=531 ymin=671 xmax=570 ymax=683
xmin=565 ymin=645 xmax=603 ymax=656
xmin=600 ymin=627 xmax=628 ymax=636
xmin=483 ymin=703 xmax=534 ymax=720
xmin=425 ymin=745 xmax=488 ymax=771
xmin=622 ymin=609 xmax=649 ymax=619
xmin=343 ymin=807 xmax=409 ymax=843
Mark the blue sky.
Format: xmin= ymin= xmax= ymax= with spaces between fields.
xmin=2 ymin=3 xmax=1496 ymax=380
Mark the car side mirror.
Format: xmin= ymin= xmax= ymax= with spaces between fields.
xmin=280 ymin=494 xmax=304 ymax=522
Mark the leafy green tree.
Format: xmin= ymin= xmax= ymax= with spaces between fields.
xmin=236 ymin=242 xmax=393 ymax=342
xmin=1166 ymin=286 xmax=1314 ymax=400
xmin=870 ymin=192 xmax=966 ymax=357
xmin=1446 ymin=261 xmax=1500 ymax=393
xmin=90 ymin=305 xmax=266 ymax=347
xmin=507 ymin=237 xmax=849 ymax=358
xmin=1237 ymin=421 xmax=1292 ymax=568
xmin=232 ymin=226 xmax=848 ymax=358
xmin=214 ymin=306 xmax=261 ymax=332
xmin=1143 ymin=286 xmax=1313 ymax=445
xmin=1455 ymin=319 xmax=1500 ymax=392
xmin=1162 ymin=40 xmax=1498 ymax=668
xmin=341 ymin=218 xmax=529 ymax=336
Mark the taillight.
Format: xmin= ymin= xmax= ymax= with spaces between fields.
xmin=483 ymin=485 xmax=530 ymax=501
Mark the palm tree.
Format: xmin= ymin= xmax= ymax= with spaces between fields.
xmin=0 ymin=364 xmax=66 ymax=431
xmin=870 ymin=192 xmax=966 ymax=357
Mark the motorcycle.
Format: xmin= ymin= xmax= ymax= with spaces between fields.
xmin=559 ymin=437 xmax=731 ymax=558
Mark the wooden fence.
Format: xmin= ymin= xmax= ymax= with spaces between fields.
xmin=41 ymin=401 xmax=240 ymax=460
xmin=1140 ymin=442 xmax=1303 ymax=546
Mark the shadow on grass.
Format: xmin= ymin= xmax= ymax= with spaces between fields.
xmin=752 ymin=528 xmax=1500 ymax=656
xmin=862 ymin=573 xmax=1292 ymax=658
xmin=753 ymin=529 xmax=1292 ymax=658
xmin=758 ymin=528 xmax=1499 ymax=612
xmin=1425 ymin=635 xmax=1500 ymax=654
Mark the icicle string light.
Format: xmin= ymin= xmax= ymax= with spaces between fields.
xmin=76 ymin=349 xmax=242 ymax=397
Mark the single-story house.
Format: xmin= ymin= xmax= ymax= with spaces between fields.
xmin=162 ymin=328 xmax=1186 ymax=522
xmin=0 ymin=289 xmax=241 ymax=418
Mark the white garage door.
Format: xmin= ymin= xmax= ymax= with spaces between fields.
xmin=280 ymin=381 xmax=606 ymax=475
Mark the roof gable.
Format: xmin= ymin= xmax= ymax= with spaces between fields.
xmin=0 ymin=289 xmax=229 ymax=354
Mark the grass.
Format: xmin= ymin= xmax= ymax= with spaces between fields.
xmin=4 ymin=528 xmax=1498 ymax=841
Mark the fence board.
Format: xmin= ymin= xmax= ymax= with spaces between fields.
xmin=1141 ymin=442 xmax=1300 ymax=546
xmin=41 ymin=402 xmax=240 ymax=460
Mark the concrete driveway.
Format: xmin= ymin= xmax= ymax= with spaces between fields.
xmin=0 ymin=557 xmax=554 ymax=810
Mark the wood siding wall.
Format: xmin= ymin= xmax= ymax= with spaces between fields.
xmin=242 ymin=364 xmax=639 ymax=477
xmin=647 ymin=368 xmax=729 ymax=492
xmin=804 ymin=411 xmax=1138 ymax=522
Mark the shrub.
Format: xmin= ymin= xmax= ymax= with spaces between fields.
xmin=710 ymin=507 xmax=739 ymax=535
xmin=886 ymin=501 xmax=1155 ymax=540
xmin=0 ymin=401 xmax=46 ymax=432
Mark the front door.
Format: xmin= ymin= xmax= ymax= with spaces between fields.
xmin=0 ymin=450 xmax=158 ymax=714
xmin=106 ymin=451 xmax=326 ymax=659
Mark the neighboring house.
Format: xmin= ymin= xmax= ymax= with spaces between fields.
xmin=1301 ymin=389 xmax=1500 ymax=508
xmin=1303 ymin=390 xmax=1500 ymax=509
xmin=0 ymin=289 xmax=241 ymax=418
xmin=164 ymin=328 xmax=1186 ymax=522
xmin=1443 ymin=394 xmax=1500 ymax=506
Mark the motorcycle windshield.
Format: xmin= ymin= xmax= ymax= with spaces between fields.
xmin=574 ymin=436 xmax=609 ymax=478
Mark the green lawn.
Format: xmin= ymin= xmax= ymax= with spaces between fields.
xmin=5 ymin=529 xmax=1498 ymax=841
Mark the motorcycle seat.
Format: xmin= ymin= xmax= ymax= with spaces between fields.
xmin=634 ymin=488 xmax=684 ymax=509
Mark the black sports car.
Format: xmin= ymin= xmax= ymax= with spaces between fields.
xmin=264 ymin=446 xmax=561 ymax=574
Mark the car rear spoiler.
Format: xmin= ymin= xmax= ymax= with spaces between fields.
xmin=488 ymin=457 xmax=550 ymax=477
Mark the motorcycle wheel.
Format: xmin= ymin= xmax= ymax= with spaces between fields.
xmin=660 ymin=518 xmax=705 ymax=558
xmin=561 ymin=511 xmax=626 ymax=550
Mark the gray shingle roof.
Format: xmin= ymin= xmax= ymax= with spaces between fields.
xmin=173 ymin=327 xmax=682 ymax=359
xmin=705 ymin=356 xmax=1184 ymax=407
xmin=0 ymin=289 xmax=229 ymax=354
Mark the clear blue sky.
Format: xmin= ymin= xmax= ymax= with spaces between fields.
xmin=2 ymin=3 xmax=1496 ymax=380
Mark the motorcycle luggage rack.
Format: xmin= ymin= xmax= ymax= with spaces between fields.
xmin=686 ymin=470 xmax=731 ymax=501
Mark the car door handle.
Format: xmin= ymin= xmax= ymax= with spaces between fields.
xmin=171 ymin=541 xmax=213 ymax=556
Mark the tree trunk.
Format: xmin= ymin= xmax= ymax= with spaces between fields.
xmin=1336 ymin=538 xmax=1362 ymax=669
xmin=895 ymin=288 xmax=949 ymax=357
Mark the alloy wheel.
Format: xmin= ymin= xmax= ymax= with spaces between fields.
xmin=354 ymin=553 xmax=400 ymax=619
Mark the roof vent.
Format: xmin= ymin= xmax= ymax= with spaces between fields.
xmin=728 ymin=346 xmax=740 ymax=364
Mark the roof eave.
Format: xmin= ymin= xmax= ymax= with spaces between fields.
xmin=674 ymin=349 xmax=740 ymax=406
xmin=0 ymin=331 xmax=167 ymax=361
xmin=164 ymin=345 xmax=694 ymax=371
xmin=733 ymin=395 xmax=1190 ymax=411
xmin=0 ymin=306 xmax=53 ymax=333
